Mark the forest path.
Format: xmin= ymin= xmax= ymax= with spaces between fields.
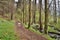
xmin=15 ymin=21 xmax=47 ymax=40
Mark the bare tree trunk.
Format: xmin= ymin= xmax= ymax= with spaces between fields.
xmin=33 ymin=0 xmax=36 ymax=24
xmin=53 ymin=0 xmax=57 ymax=23
xmin=44 ymin=0 xmax=48 ymax=34
xmin=10 ymin=1 xmax=14 ymax=20
xmin=23 ymin=0 xmax=24 ymax=23
xmin=10 ymin=0 xmax=15 ymax=20
xmin=24 ymin=0 xmax=26 ymax=24
xmin=2 ymin=6 xmax=4 ymax=16
xmin=39 ymin=0 xmax=43 ymax=32
xmin=28 ymin=0 xmax=31 ymax=29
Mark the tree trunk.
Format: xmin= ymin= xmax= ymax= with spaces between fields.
xmin=39 ymin=0 xmax=43 ymax=32
xmin=23 ymin=0 xmax=24 ymax=23
xmin=33 ymin=0 xmax=36 ymax=24
xmin=28 ymin=0 xmax=31 ymax=29
xmin=53 ymin=0 xmax=57 ymax=23
xmin=11 ymin=1 xmax=14 ymax=20
xmin=44 ymin=0 xmax=48 ymax=34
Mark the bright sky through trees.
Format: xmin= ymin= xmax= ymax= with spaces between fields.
xmin=15 ymin=0 xmax=18 ymax=2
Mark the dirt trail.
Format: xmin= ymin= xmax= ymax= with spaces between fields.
xmin=15 ymin=21 xmax=47 ymax=40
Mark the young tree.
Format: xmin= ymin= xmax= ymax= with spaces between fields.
xmin=22 ymin=0 xmax=25 ymax=23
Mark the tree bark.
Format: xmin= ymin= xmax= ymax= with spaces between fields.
xmin=53 ymin=0 xmax=57 ymax=23
xmin=23 ymin=0 xmax=25 ymax=23
xmin=28 ymin=0 xmax=31 ymax=29
xmin=33 ymin=0 xmax=36 ymax=24
xmin=11 ymin=1 xmax=14 ymax=20
xmin=39 ymin=0 xmax=43 ymax=32
xmin=44 ymin=0 xmax=48 ymax=34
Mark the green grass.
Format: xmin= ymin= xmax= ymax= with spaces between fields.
xmin=0 ymin=18 xmax=18 ymax=40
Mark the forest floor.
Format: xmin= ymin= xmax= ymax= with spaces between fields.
xmin=15 ymin=21 xmax=47 ymax=40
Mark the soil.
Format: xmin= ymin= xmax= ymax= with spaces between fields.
xmin=15 ymin=21 xmax=47 ymax=40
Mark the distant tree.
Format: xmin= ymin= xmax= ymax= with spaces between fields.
xmin=24 ymin=0 xmax=27 ymax=24
xmin=10 ymin=0 xmax=15 ymax=20
xmin=16 ymin=0 xmax=23 ymax=22
xmin=58 ymin=0 xmax=60 ymax=17
xmin=17 ymin=0 xmax=21 ymax=8
xmin=22 ymin=0 xmax=25 ymax=23
xmin=53 ymin=0 xmax=57 ymax=23
xmin=0 ymin=1 xmax=7 ymax=16
xmin=33 ymin=0 xmax=36 ymax=24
